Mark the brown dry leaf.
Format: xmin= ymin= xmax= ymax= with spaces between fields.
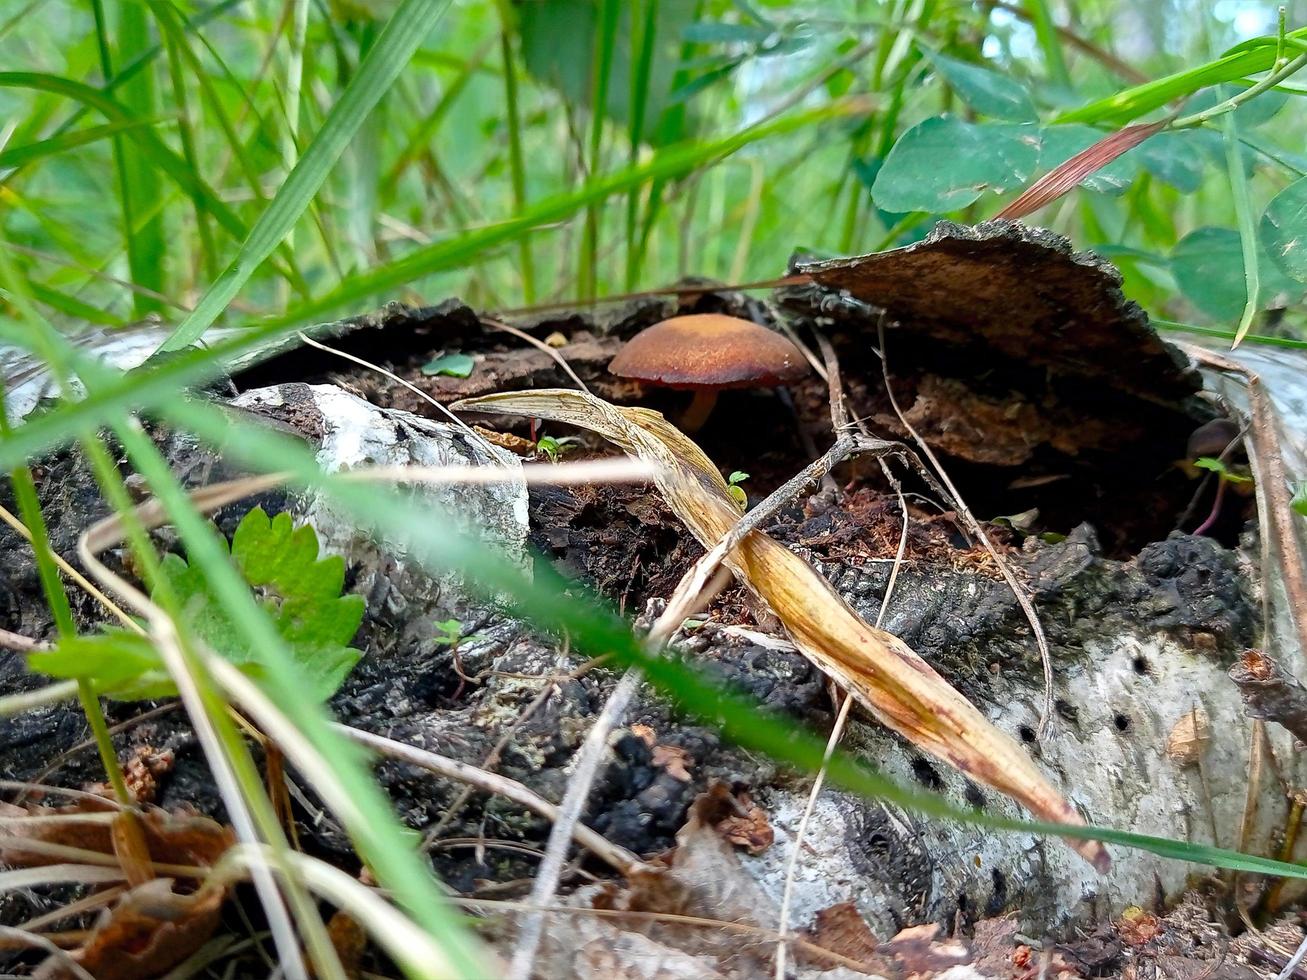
xmin=652 ymin=744 xmax=694 ymax=783
xmin=454 ymin=389 xmax=1108 ymax=869
xmin=0 ymin=800 xmax=235 ymax=980
xmin=35 ymin=879 xmax=226 ymax=980
xmin=800 ymin=903 xmax=881 ymax=974
xmin=1117 ymin=906 xmax=1162 ymax=947
xmin=1165 ymin=707 xmax=1210 ymax=766
xmin=883 ymin=924 xmax=971 ymax=979
xmin=0 ymin=799 xmax=234 ymax=871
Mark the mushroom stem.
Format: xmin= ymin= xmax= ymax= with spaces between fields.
xmin=680 ymin=390 xmax=719 ymax=432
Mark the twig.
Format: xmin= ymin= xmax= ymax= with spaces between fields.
xmin=1229 ymin=649 xmax=1307 ymax=746
xmin=459 ymin=896 xmax=878 ymax=974
xmin=1179 ymin=344 xmax=1307 ymax=670
xmin=481 ymin=316 xmax=591 ymax=393
xmin=876 ymin=316 xmax=1056 ymax=739
xmin=0 ymin=627 xmax=49 ymax=653
xmin=338 ymin=725 xmax=647 ymax=877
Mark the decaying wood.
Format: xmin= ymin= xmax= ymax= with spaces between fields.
xmin=1229 ymin=650 xmax=1307 ymax=747
xmin=453 ymin=388 xmax=1110 ymax=870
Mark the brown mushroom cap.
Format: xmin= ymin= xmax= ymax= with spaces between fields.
xmin=608 ymin=314 xmax=809 ymax=389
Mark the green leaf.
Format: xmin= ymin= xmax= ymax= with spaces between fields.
xmin=727 ymin=470 xmax=749 ymax=484
xmin=28 ymin=629 xmax=175 ymax=700
xmin=157 ymin=0 xmax=457 ymax=352
xmin=872 ymin=117 xmax=1040 ymax=213
xmin=1171 ymin=226 xmax=1301 ymax=321
xmin=1136 ymin=130 xmax=1207 ymax=192
xmin=1292 ymin=484 xmax=1307 ymax=517
xmin=1260 ymin=176 xmax=1307 ymax=283
xmin=420 ymin=352 xmax=476 ymax=377
xmin=926 ymin=51 xmax=1037 ymax=122
xmin=516 ymin=0 xmax=699 ymax=143
xmin=155 ymin=507 xmax=364 ymax=701
xmin=1193 ymin=457 xmax=1252 ymax=483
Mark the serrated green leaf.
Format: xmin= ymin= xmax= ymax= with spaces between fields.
xmin=871 ymin=117 xmax=1040 ymax=213
xmin=146 ymin=507 xmax=363 ymax=701
xmin=1260 ymin=176 xmax=1307 ymax=284
xmin=927 ymin=51 xmax=1036 ymax=122
xmin=420 ymin=352 xmax=476 ymax=378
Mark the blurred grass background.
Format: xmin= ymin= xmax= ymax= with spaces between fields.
xmin=0 ymin=0 xmax=1304 ymax=341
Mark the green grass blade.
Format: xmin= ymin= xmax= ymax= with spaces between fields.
xmin=157 ymin=0 xmax=457 ymax=353
xmin=579 ymin=0 xmax=621 ymax=300
xmin=1055 ymin=30 xmax=1306 ymax=125
xmin=114 ymin=0 xmax=168 ymax=316
xmin=0 ymin=72 xmax=252 ymax=244
xmin=498 ymin=17 xmax=536 ymax=303
xmin=0 ymin=118 xmax=156 ymax=170
xmin=154 ymin=1 xmax=219 ymax=282
xmin=1223 ymin=109 xmax=1260 ymax=347
xmin=624 ymin=0 xmax=658 ymax=289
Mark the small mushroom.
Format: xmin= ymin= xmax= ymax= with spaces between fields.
xmin=608 ymin=313 xmax=809 ymax=431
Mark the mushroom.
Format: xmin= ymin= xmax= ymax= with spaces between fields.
xmin=608 ymin=313 xmax=810 ymax=431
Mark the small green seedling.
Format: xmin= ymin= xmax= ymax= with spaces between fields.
xmin=30 ymin=507 xmax=365 ymax=703
xmin=1293 ymin=483 xmax=1307 ymax=518
xmin=420 ymin=352 xmax=476 ymax=377
xmin=1193 ymin=456 xmax=1253 ymax=484
xmin=433 ymin=618 xmax=481 ymax=698
xmin=534 ymin=434 xmax=579 ymax=463
xmin=727 ymin=471 xmax=750 ymax=507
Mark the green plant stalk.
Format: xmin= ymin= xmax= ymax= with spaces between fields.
xmin=159 ymin=396 xmax=1307 ymax=883
xmin=498 ymin=20 xmax=536 ymax=302
xmin=157 ymin=0 xmax=457 ymax=353
xmin=579 ymin=0 xmax=621 ymax=301
xmin=0 ymin=246 xmax=133 ymax=805
xmin=0 ymin=456 xmax=131 ymax=804
xmin=158 ymin=12 xmax=218 ymax=282
xmin=77 ymin=431 xmax=347 ymax=980
xmin=114 ymin=0 xmax=168 ymax=316
xmin=1024 ymin=0 xmax=1070 ymax=86
xmin=624 ymin=0 xmax=658 ymax=290
xmin=108 ymin=417 xmax=490 ymax=978
xmin=88 ymin=0 xmax=146 ymax=319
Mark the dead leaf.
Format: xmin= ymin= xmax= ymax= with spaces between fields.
xmin=454 ymin=388 xmax=1109 ymax=869
xmin=651 ymin=745 xmax=694 ymax=783
xmin=1165 ymin=707 xmax=1210 ymax=766
xmin=1117 ymin=906 xmax=1162 ymax=947
xmin=35 ymin=879 xmax=226 ymax=980
xmin=0 ymin=800 xmax=236 ymax=980
xmin=801 ymin=903 xmax=881 ymax=973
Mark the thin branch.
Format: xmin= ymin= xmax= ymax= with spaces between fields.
xmin=876 ymin=317 xmax=1056 ymax=738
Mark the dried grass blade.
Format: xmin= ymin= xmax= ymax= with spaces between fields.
xmin=453 ymin=389 xmax=1109 ymax=870
xmin=997 ymin=121 xmax=1165 ymax=220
